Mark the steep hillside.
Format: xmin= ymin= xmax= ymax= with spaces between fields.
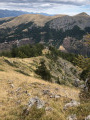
xmin=49 ymin=13 xmax=90 ymax=31
xmin=0 ymin=56 xmax=90 ymax=120
xmin=59 ymin=35 xmax=90 ymax=57
xmin=0 ymin=56 xmax=80 ymax=120
xmin=0 ymin=55 xmax=82 ymax=86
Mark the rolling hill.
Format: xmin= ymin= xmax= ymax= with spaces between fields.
xmin=0 ymin=12 xmax=90 ymax=56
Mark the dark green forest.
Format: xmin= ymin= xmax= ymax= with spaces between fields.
xmin=0 ymin=20 xmax=90 ymax=48
xmin=0 ymin=44 xmax=44 ymax=58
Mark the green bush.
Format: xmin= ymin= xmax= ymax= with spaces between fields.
xmin=80 ymin=69 xmax=90 ymax=80
xmin=35 ymin=60 xmax=51 ymax=82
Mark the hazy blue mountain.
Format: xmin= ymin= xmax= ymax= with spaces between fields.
xmin=0 ymin=9 xmax=51 ymax=18
xmin=0 ymin=9 xmax=30 ymax=18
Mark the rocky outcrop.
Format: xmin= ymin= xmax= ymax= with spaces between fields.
xmin=62 ymin=36 xmax=90 ymax=57
xmin=84 ymin=78 xmax=90 ymax=92
xmin=85 ymin=115 xmax=90 ymax=120
xmin=64 ymin=100 xmax=80 ymax=110
xmin=23 ymin=96 xmax=45 ymax=115
xmin=67 ymin=114 xmax=77 ymax=120
xmin=49 ymin=14 xmax=90 ymax=31
xmin=28 ymin=96 xmax=45 ymax=109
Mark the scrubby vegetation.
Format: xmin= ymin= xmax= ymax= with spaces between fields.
xmin=0 ymin=44 xmax=44 ymax=58
xmin=35 ymin=59 xmax=51 ymax=81
xmin=0 ymin=22 xmax=90 ymax=47
xmin=46 ymin=46 xmax=78 ymax=63
xmin=0 ymin=44 xmax=90 ymax=79
xmin=75 ymin=55 xmax=90 ymax=80
xmin=0 ymin=45 xmax=90 ymax=120
xmin=46 ymin=46 xmax=90 ymax=79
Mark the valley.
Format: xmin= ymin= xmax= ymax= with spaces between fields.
xmin=0 ymin=11 xmax=90 ymax=120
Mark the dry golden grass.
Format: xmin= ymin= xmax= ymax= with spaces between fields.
xmin=0 ymin=57 xmax=80 ymax=120
xmin=0 ymin=17 xmax=13 ymax=21
xmin=0 ymin=14 xmax=66 ymax=29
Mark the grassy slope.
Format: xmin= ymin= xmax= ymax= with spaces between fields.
xmin=0 ymin=56 xmax=80 ymax=120
xmin=0 ymin=14 xmax=66 ymax=29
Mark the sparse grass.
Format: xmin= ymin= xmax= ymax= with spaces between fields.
xmin=70 ymin=67 xmax=77 ymax=75
xmin=15 ymin=70 xmax=30 ymax=76
xmin=0 ymin=69 xmax=4 ymax=71
xmin=67 ymin=102 xmax=90 ymax=120
xmin=22 ymin=105 xmax=45 ymax=120
xmin=0 ymin=62 xmax=2 ymax=65
xmin=0 ymin=57 xmax=81 ymax=120
xmin=4 ymin=59 xmax=18 ymax=68
xmin=66 ymin=89 xmax=90 ymax=120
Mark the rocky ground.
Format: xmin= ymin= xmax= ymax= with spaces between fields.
xmin=0 ymin=56 xmax=90 ymax=120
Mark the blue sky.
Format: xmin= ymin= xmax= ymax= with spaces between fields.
xmin=0 ymin=0 xmax=90 ymax=15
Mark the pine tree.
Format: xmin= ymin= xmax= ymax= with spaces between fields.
xmin=35 ymin=60 xmax=51 ymax=81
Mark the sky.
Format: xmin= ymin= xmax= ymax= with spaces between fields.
xmin=0 ymin=0 xmax=90 ymax=15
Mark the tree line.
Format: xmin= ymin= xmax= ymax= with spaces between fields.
xmin=0 ymin=44 xmax=44 ymax=58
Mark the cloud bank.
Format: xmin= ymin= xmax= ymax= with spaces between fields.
xmin=0 ymin=0 xmax=90 ymax=15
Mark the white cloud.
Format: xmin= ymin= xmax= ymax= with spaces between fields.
xmin=0 ymin=0 xmax=90 ymax=5
xmin=0 ymin=0 xmax=90 ymax=15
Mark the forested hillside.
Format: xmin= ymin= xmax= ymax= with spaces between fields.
xmin=0 ymin=13 xmax=90 ymax=56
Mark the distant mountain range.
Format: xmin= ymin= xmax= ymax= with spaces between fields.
xmin=0 ymin=12 xmax=90 ymax=56
xmin=0 ymin=9 xmax=29 ymax=18
xmin=0 ymin=9 xmax=51 ymax=18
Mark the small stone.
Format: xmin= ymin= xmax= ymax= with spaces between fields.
xmin=45 ymin=107 xmax=53 ymax=111
xmin=16 ymin=100 xmax=21 ymax=105
xmin=23 ymin=107 xmax=29 ymax=115
xmin=10 ymin=84 xmax=14 ymax=88
xmin=42 ymin=90 xmax=50 ymax=95
xmin=23 ymin=91 xmax=28 ymax=94
xmin=67 ymin=114 xmax=77 ymax=120
xmin=9 ymin=91 xmax=14 ymax=95
xmin=85 ymin=78 xmax=90 ymax=92
xmin=8 ymin=80 xmax=13 ymax=84
xmin=27 ymin=93 xmax=31 ymax=96
xmin=74 ymin=79 xmax=80 ymax=87
xmin=64 ymin=100 xmax=80 ymax=110
xmin=50 ymin=94 xmax=55 ymax=98
xmin=50 ymin=94 xmax=61 ymax=99
xmin=55 ymin=88 xmax=59 ymax=91
xmin=16 ymin=87 xmax=21 ymax=92
xmin=55 ymin=95 xmax=61 ymax=99
xmin=85 ymin=115 xmax=90 ymax=120
xmin=28 ymin=96 xmax=45 ymax=109
xmin=79 ymin=84 xmax=85 ymax=89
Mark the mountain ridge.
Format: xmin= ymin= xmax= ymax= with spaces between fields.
xmin=0 ymin=12 xmax=90 ymax=56
xmin=0 ymin=9 xmax=53 ymax=18
xmin=76 ymin=12 xmax=89 ymax=17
